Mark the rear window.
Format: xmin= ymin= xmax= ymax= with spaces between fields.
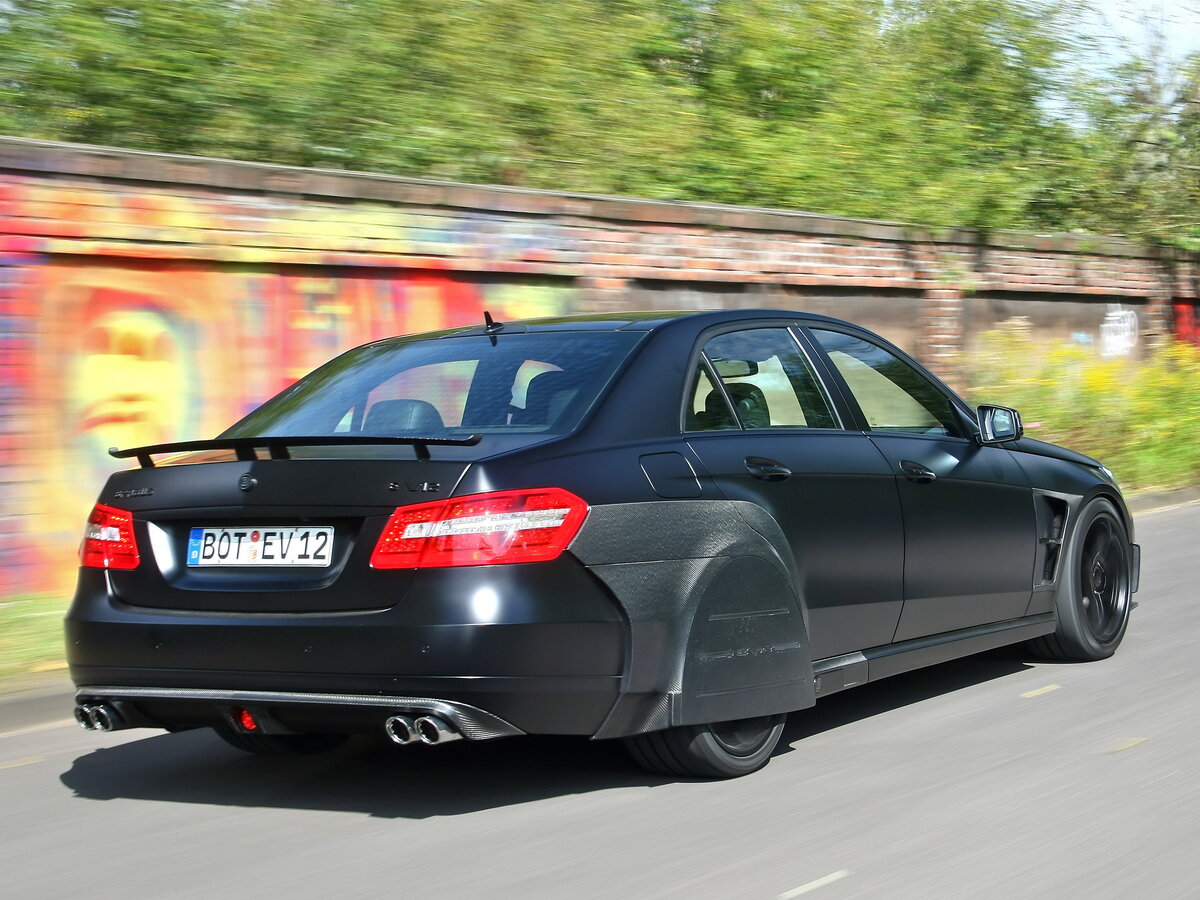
xmin=223 ymin=331 xmax=642 ymax=445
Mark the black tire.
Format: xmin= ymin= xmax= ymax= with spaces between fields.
xmin=215 ymin=729 xmax=349 ymax=756
xmin=623 ymin=714 xmax=786 ymax=779
xmin=1028 ymin=497 xmax=1132 ymax=662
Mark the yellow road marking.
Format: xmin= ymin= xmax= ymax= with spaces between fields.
xmin=1109 ymin=738 xmax=1147 ymax=753
xmin=1020 ymin=684 xmax=1062 ymax=698
xmin=778 ymin=871 xmax=851 ymax=898
xmin=0 ymin=755 xmax=45 ymax=770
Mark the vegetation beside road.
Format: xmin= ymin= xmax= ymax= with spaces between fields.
xmin=0 ymin=0 xmax=1197 ymax=247
xmin=971 ymin=328 xmax=1200 ymax=492
xmin=0 ymin=594 xmax=68 ymax=690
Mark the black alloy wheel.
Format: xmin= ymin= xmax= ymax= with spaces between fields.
xmin=1078 ymin=512 xmax=1130 ymax=645
xmin=1028 ymin=497 xmax=1132 ymax=661
xmin=624 ymin=714 xmax=787 ymax=779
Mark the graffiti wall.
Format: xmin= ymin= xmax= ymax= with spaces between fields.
xmin=3 ymin=136 xmax=1198 ymax=598
xmin=0 ymin=256 xmax=574 ymax=596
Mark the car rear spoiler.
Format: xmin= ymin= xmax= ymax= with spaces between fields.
xmin=109 ymin=434 xmax=484 ymax=468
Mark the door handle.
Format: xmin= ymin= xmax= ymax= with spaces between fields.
xmin=899 ymin=460 xmax=937 ymax=483
xmin=745 ymin=456 xmax=792 ymax=482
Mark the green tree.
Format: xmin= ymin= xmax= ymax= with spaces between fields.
xmin=0 ymin=0 xmax=1196 ymax=242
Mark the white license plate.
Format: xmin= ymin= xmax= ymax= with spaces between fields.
xmin=186 ymin=526 xmax=334 ymax=567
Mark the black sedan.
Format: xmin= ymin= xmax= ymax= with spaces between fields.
xmin=67 ymin=309 xmax=1139 ymax=778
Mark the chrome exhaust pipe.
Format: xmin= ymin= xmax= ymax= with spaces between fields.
xmin=75 ymin=705 xmax=95 ymax=730
xmin=415 ymin=715 xmax=462 ymax=745
xmin=384 ymin=715 xmax=418 ymax=745
xmin=89 ymin=705 xmax=116 ymax=732
xmin=75 ymin=703 xmax=122 ymax=731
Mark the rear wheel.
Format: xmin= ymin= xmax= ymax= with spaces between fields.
xmin=215 ymin=729 xmax=349 ymax=756
xmin=1028 ymin=497 xmax=1131 ymax=662
xmin=624 ymin=714 xmax=786 ymax=779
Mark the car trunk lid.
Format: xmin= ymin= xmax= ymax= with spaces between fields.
xmin=97 ymin=457 xmax=471 ymax=613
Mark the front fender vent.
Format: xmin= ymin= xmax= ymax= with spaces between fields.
xmin=1034 ymin=495 xmax=1069 ymax=586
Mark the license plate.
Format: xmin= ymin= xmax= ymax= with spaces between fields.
xmin=186 ymin=526 xmax=334 ymax=567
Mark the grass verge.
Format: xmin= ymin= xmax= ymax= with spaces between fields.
xmin=0 ymin=594 xmax=69 ymax=690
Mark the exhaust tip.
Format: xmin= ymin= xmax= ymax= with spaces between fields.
xmin=74 ymin=705 xmax=95 ymax=730
xmin=415 ymin=715 xmax=462 ymax=745
xmin=75 ymin=704 xmax=120 ymax=731
xmin=90 ymin=705 xmax=115 ymax=732
xmin=384 ymin=715 xmax=418 ymax=745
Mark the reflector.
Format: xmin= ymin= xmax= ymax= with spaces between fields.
xmin=236 ymin=708 xmax=259 ymax=731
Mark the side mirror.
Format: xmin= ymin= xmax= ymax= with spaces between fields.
xmin=977 ymin=405 xmax=1023 ymax=444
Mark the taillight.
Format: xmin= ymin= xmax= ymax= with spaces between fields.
xmin=371 ymin=488 xmax=588 ymax=569
xmin=80 ymin=503 xmax=140 ymax=570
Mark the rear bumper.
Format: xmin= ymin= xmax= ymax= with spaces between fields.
xmin=66 ymin=558 xmax=627 ymax=737
xmin=73 ymin=685 xmax=528 ymax=740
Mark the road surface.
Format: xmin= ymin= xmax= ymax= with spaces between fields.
xmin=2 ymin=502 xmax=1196 ymax=899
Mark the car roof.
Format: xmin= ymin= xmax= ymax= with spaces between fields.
xmin=419 ymin=308 xmax=857 ymax=340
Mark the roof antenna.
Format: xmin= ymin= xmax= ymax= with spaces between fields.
xmin=483 ymin=309 xmax=503 ymax=345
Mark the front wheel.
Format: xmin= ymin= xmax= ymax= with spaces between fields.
xmin=1028 ymin=497 xmax=1132 ymax=662
xmin=624 ymin=714 xmax=786 ymax=779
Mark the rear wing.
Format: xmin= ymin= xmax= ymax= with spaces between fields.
xmin=110 ymin=434 xmax=484 ymax=468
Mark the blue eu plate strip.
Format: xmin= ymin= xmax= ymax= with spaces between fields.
xmin=187 ymin=528 xmax=203 ymax=566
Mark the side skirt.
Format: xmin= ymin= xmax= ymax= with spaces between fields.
xmin=813 ymin=613 xmax=1056 ymax=699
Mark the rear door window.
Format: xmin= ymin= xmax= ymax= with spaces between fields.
xmin=688 ymin=327 xmax=839 ymax=431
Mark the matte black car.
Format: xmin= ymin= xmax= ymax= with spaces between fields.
xmin=67 ymin=309 xmax=1139 ymax=778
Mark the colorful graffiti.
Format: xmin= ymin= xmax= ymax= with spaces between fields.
xmin=1 ymin=256 xmax=574 ymax=597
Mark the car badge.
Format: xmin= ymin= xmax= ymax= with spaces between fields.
xmin=238 ymin=474 xmax=257 ymax=492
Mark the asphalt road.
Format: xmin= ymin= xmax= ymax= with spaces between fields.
xmin=2 ymin=502 xmax=1197 ymax=900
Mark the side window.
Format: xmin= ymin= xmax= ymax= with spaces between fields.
xmin=686 ymin=365 xmax=739 ymax=431
xmin=695 ymin=328 xmax=838 ymax=430
xmin=812 ymin=329 xmax=963 ymax=437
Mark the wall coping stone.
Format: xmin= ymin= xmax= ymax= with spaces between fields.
xmin=3 ymin=135 xmax=1194 ymax=264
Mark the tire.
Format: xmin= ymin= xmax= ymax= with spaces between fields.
xmin=215 ymin=729 xmax=349 ymax=756
xmin=1027 ymin=497 xmax=1132 ymax=662
xmin=623 ymin=714 xmax=786 ymax=779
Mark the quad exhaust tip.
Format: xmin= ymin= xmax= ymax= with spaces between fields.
xmin=384 ymin=714 xmax=461 ymax=745
xmin=74 ymin=704 xmax=119 ymax=732
xmin=384 ymin=715 xmax=418 ymax=745
xmin=415 ymin=715 xmax=462 ymax=745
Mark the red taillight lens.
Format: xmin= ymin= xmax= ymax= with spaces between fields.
xmin=79 ymin=503 xmax=140 ymax=570
xmin=371 ymin=488 xmax=589 ymax=569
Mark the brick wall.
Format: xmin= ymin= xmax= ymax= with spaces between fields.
xmin=1 ymin=136 xmax=1197 ymax=596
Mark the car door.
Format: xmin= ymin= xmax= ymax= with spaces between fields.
xmin=806 ymin=327 xmax=1036 ymax=641
xmin=683 ymin=324 xmax=906 ymax=661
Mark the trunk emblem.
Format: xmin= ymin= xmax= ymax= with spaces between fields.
xmin=239 ymin=474 xmax=257 ymax=492
xmin=390 ymin=481 xmax=441 ymax=493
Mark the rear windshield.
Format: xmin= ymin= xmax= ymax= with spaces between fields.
xmin=223 ymin=331 xmax=643 ymax=446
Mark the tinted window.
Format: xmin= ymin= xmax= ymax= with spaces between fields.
xmin=695 ymin=328 xmax=838 ymax=430
xmin=225 ymin=332 xmax=642 ymax=441
xmin=812 ymin=329 xmax=963 ymax=436
xmin=686 ymin=365 xmax=739 ymax=431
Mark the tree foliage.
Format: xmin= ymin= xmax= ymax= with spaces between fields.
xmin=0 ymin=0 xmax=1196 ymax=245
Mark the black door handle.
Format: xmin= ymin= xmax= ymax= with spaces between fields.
xmin=745 ymin=456 xmax=792 ymax=482
xmin=899 ymin=460 xmax=937 ymax=483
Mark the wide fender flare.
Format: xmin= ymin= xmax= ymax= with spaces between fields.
xmin=569 ymin=500 xmax=815 ymax=739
